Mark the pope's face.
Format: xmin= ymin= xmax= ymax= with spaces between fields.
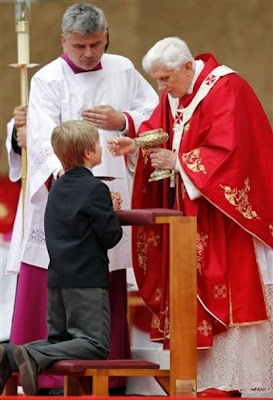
xmin=150 ymin=61 xmax=194 ymax=98
xmin=61 ymin=31 xmax=108 ymax=70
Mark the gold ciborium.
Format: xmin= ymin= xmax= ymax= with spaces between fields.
xmin=134 ymin=128 xmax=174 ymax=182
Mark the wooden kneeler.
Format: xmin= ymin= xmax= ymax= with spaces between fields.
xmin=3 ymin=359 xmax=169 ymax=396
xmin=118 ymin=209 xmax=197 ymax=397
xmin=3 ymin=209 xmax=196 ymax=397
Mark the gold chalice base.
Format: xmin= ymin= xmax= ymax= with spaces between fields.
xmin=149 ymin=168 xmax=174 ymax=182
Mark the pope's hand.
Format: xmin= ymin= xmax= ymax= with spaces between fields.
xmin=149 ymin=148 xmax=177 ymax=170
xmin=107 ymin=136 xmax=137 ymax=157
xmin=82 ymin=105 xmax=126 ymax=131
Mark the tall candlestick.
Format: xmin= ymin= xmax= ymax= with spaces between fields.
xmin=14 ymin=0 xmax=31 ymax=231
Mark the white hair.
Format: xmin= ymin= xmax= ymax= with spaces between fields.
xmin=142 ymin=37 xmax=194 ymax=73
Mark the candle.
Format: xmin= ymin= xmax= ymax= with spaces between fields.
xmin=15 ymin=0 xmax=30 ymax=24
xmin=15 ymin=0 xmax=31 ymax=65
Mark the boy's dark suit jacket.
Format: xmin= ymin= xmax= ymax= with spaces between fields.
xmin=44 ymin=167 xmax=122 ymax=289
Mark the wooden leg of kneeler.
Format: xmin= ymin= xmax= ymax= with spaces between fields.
xmin=64 ymin=376 xmax=92 ymax=396
xmin=2 ymin=374 xmax=18 ymax=396
xmin=155 ymin=216 xmax=197 ymax=397
xmin=155 ymin=376 xmax=170 ymax=395
xmin=92 ymin=370 xmax=109 ymax=396
xmin=64 ymin=376 xmax=79 ymax=396
xmin=170 ymin=216 xmax=197 ymax=397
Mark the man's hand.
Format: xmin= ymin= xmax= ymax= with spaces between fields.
xmin=16 ymin=126 xmax=27 ymax=149
xmin=149 ymin=148 xmax=177 ymax=170
xmin=82 ymin=105 xmax=126 ymax=131
xmin=107 ymin=137 xmax=137 ymax=157
xmin=14 ymin=105 xmax=27 ymax=129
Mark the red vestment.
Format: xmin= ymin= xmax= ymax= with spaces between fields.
xmin=132 ymin=53 xmax=273 ymax=348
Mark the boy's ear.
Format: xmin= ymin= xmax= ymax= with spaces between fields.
xmin=84 ymin=149 xmax=92 ymax=159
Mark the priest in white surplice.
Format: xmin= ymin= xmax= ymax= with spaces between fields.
xmin=7 ymin=3 xmax=158 ymax=393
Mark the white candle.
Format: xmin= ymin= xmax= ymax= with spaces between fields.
xmin=16 ymin=21 xmax=30 ymax=65
xmin=15 ymin=0 xmax=30 ymax=64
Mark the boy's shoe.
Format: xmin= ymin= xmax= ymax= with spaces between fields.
xmin=14 ymin=346 xmax=39 ymax=395
xmin=0 ymin=345 xmax=12 ymax=394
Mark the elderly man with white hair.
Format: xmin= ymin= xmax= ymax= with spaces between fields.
xmin=108 ymin=36 xmax=273 ymax=397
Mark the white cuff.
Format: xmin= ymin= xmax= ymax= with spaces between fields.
xmin=177 ymin=160 xmax=202 ymax=200
xmin=119 ymin=114 xmax=128 ymax=136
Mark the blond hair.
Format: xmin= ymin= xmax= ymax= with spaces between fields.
xmin=51 ymin=120 xmax=99 ymax=171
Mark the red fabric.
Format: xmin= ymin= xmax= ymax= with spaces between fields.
xmin=123 ymin=111 xmax=136 ymax=166
xmin=123 ymin=111 xmax=136 ymax=139
xmin=132 ymin=53 xmax=273 ymax=348
xmin=45 ymin=175 xmax=53 ymax=191
xmin=0 ymin=176 xmax=20 ymax=234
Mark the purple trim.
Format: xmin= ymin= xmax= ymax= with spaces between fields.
xmin=61 ymin=53 xmax=102 ymax=74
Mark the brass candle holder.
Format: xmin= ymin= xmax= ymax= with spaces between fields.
xmin=134 ymin=129 xmax=174 ymax=182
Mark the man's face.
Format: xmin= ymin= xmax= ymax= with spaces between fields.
xmin=150 ymin=61 xmax=194 ymax=98
xmin=61 ymin=30 xmax=108 ymax=70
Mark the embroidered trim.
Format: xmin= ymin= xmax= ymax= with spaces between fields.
xmin=198 ymin=319 xmax=213 ymax=337
xmin=182 ymin=148 xmax=207 ymax=174
xmin=151 ymin=313 xmax=160 ymax=330
xmin=33 ymin=147 xmax=54 ymax=172
xmin=155 ymin=288 xmax=161 ymax=302
xmin=136 ymin=226 xmax=160 ymax=275
xmin=30 ymin=228 xmax=45 ymax=244
xmin=214 ymin=284 xmax=228 ymax=299
xmin=204 ymin=73 xmax=218 ymax=86
xmin=220 ymin=178 xmax=260 ymax=220
xmin=197 ymin=232 xmax=208 ymax=275
xmin=184 ymin=122 xmax=190 ymax=132
xmin=163 ymin=300 xmax=170 ymax=338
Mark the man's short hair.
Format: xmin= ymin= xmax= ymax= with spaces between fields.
xmin=62 ymin=3 xmax=108 ymax=37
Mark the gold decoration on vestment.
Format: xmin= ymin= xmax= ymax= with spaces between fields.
xmin=163 ymin=300 xmax=170 ymax=338
xmin=136 ymin=226 xmax=148 ymax=275
xmin=0 ymin=203 xmax=8 ymax=220
xmin=196 ymin=232 xmax=208 ymax=275
xmin=136 ymin=226 xmax=160 ymax=275
xmin=184 ymin=123 xmax=190 ymax=132
xmin=220 ymin=178 xmax=260 ymax=220
xmin=182 ymin=148 xmax=207 ymax=174
xmin=151 ymin=313 xmax=160 ymax=330
xmin=155 ymin=288 xmax=161 ymax=302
